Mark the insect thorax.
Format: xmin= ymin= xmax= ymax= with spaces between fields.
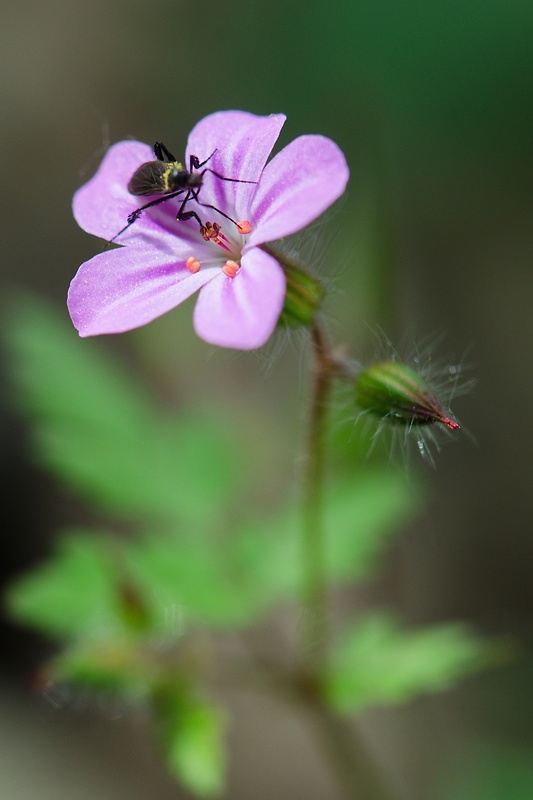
xmin=164 ymin=164 xmax=202 ymax=192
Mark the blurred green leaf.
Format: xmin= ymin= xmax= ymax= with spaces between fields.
xmin=125 ymin=535 xmax=254 ymax=630
xmin=324 ymin=472 xmax=419 ymax=579
xmin=154 ymin=688 xmax=226 ymax=797
xmin=326 ymin=613 xmax=488 ymax=714
xmin=6 ymin=533 xmax=126 ymax=638
xmin=121 ymin=469 xmax=419 ymax=630
xmin=4 ymin=299 xmax=242 ymax=526
xmin=50 ymin=638 xmax=153 ymax=696
xmin=114 ymin=469 xmax=416 ymax=632
xmin=225 ymin=469 xmax=419 ymax=614
xmin=4 ymin=300 xmax=421 ymax=632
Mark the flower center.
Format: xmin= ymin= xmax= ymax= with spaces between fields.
xmin=200 ymin=222 xmax=229 ymax=250
xmin=184 ymin=219 xmax=251 ymax=278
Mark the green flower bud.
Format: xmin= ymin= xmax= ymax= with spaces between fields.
xmin=260 ymin=244 xmax=325 ymax=328
xmin=278 ymin=262 xmax=325 ymax=328
xmin=355 ymin=360 xmax=459 ymax=430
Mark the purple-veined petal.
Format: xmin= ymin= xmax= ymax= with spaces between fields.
xmin=68 ymin=246 xmax=219 ymax=337
xmin=246 ymin=135 xmax=349 ymax=247
xmin=186 ymin=111 xmax=286 ymax=224
xmin=193 ymin=247 xmax=286 ymax=350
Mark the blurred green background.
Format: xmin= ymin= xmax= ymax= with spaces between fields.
xmin=1 ymin=1 xmax=533 ymax=798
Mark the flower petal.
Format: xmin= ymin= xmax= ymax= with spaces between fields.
xmin=193 ymin=247 xmax=286 ymax=350
xmin=68 ymin=246 xmax=219 ymax=336
xmin=73 ymin=141 xmax=156 ymax=240
xmin=246 ymin=135 xmax=349 ymax=247
xmin=185 ymin=110 xmax=286 ymax=223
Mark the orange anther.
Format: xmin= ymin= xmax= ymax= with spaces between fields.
xmin=222 ymin=260 xmax=240 ymax=279
xmin=236 ymin=220 xmax=252 ymax=235
xmin=186 ymin=256 xmax=201 ymax=274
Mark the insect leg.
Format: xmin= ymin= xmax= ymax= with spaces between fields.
xmin=173 ymin=190 xmax=205 ymax=227
xmin=175 ymin=190 xmax=195 ymax=220
xmin=192 ymin=198 xmax=242 ymax=226
xmin=191 ymin=152 xmax=257 ymax=184
xmin=177 ymin=209 xmax=204 ymax=227
xmin=107 ymin=189 xmax=186 ymax=245
xmin=154 ymin=142 xmax=177 ymax=162
xmin=190 ymin=150 xmax=217 ymax=170
xmin=182 ymin=185 xmax=245 ymax=227
xmin=202 ymin=168 xmax=257 ymax=185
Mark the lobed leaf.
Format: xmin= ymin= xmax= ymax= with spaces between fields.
xmin=223 ymin=469 xmax=420 ymax=616
xmin=154 ymin=687 xmax=226 ymax=797
xmin=323 ymin=471 xmax=420 ymax=580
xmin=326 ymin=613 xmax=489 ymax=713
xmin=6 ymin=533 xmax=126 ymax=638
xmin=4 ymin=299 xmax=242 ymax=526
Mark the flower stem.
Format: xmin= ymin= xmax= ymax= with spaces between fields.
xmin=300 ymin=321 xmax=398 ymax=800
xmin=311 ymin=706 xmax=397 ymax=800
xmin=300 ymin=319 xmax=332 ymax=677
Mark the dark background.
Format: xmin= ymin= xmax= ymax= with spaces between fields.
xmin=1 ymin=1 xmax=532 ymax=798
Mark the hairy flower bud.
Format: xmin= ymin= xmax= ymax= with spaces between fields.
xmin=278 ymin=262 xmax=325 ymax=328
xmin=259 ymin=244 xmax=324 ymax=329
xmin=355 ymin=360 xmax=459 ymax=430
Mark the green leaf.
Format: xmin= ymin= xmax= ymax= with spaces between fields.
xmin=154 ymin=688 xmax=226 ymax=797
xmin=324 ymin=471 xmax=420 ymax=580
xmin=326 ymin=613 xmax=488 ymax=714
xmin=125 ymin=535 xmax=251 ymax=630
xmin=6 ymin=533 xmax=126 ymax=638
xmin=224 ymin=469 xmax=420 ymax=616
xmin=4 ymin=299 xmax=242 ymax=526
xmin=222 ymin=515 xmax=300 ymax=614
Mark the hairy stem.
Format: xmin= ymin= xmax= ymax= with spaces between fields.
xmin=299 ymin=320 xmax=397 ymax=800
xmin=300 ymin=319 xmax=332 ymax=676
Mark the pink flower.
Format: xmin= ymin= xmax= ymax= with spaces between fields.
xmin=69 ymin=111 xmax=349 ymax=350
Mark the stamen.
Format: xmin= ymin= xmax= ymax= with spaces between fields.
xmin=236 ymin=220 xmax=252 ymax=235
xmin=222 ymin=260 xmax=240 ymax=279
xmin=200 ymin=222 xmax=222 ymax=243
xmin=186 ymin=256 xmax=201 ymax=274
xmin=199 ymin=221 xmax=231 ymax=252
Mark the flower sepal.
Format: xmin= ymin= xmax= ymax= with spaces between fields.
xmin=264 ymin=249 xmax=324 ymax=329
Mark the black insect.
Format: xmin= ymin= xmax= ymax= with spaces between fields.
xmin=109 ymin=141 xmax=255 ymax=244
